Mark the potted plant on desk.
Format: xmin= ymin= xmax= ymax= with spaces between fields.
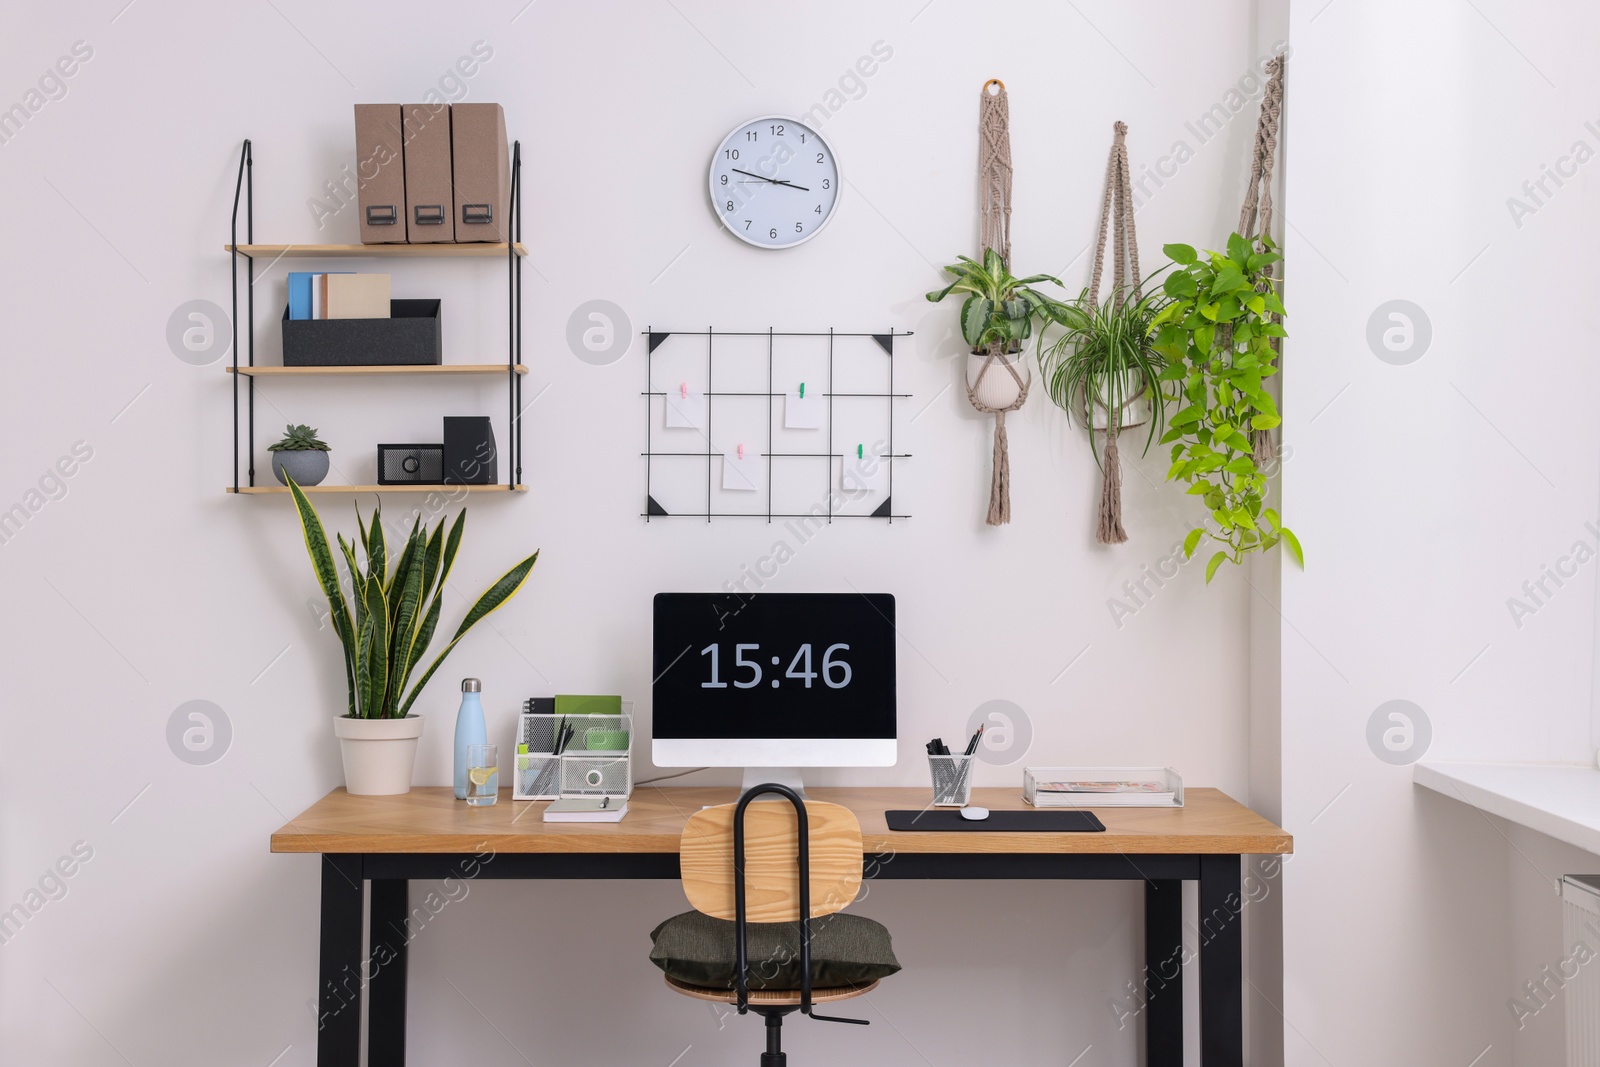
xmin=268 ymin=423 xmax=331 ymax=487
xmin=286 ymin=475 xmax=539 ymax=795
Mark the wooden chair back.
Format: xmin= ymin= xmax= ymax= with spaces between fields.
xmin=679 ymin=799 xmax=862 ymax=923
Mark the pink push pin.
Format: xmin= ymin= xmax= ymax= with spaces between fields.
xmin=680 ymin=382 xmax=689 ymax=399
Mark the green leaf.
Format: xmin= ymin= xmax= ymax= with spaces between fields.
xmin=1224 ymin=457 xmax=1256 ymax=476
xmin=1205 ymin=551 xmax=1228 ymax=584
xmin=1227 ymin=233 xmax=1252 ymax=265
xmin=1246 ymin=295 xmax=1267 ymax=316
xmin=1170 ymin=404 xmax=1204 ymax=427
xmin=1280 ymin=527 xmax=1305 ymax=568
xmin=961 ymin=296 xmax=993 ymax=347
xmin=1164 ymin=243 xmax=1198 ymax=265
xmin=399 ymin=550 xmax=541 ymax=717
xmin=1163 ymin=272 xmax=1197 ymax=299
xmin=1251 ymin=414 xmax=1281 ymax=430
xmin=1183 ymin=528 xmax=1204 ymax=559
xmin=287 ymin=476 xmax=358 ymax=718
xmin=1231 ymin=507 xmax=1257 ymax=531
xmin=1200 ymin=303 xmax=1219 ymax=321
xmin=1213 ymin=269 xmax=1247 ymax=294
xmin=362 ymin=574 xmax=390 ymax=717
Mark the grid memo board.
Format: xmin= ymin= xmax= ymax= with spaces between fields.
xmin=641 ymin=328 xmax=912 ymax=523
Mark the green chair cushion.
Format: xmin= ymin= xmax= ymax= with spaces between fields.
xmin=649 ymin=910 xmax=901 ymax=991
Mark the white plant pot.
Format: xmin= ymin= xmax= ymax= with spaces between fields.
xmin=966 ymin=349 xmax=1029 ymax=410
xmin=1075 ymin=369 xmax=1153 ymax=431
xmin=333 ymin=715 xmax=424 ymax=796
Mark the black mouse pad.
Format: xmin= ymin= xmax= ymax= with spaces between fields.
xmin=884 ymin=809 xmax=1105 ymax=832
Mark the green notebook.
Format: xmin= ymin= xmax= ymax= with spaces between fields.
xmin=554 ymin=694 xmax=622 ymax=717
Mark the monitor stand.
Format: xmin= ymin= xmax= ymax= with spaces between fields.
xmin=740 ymin=767 xmax=807 ymax=799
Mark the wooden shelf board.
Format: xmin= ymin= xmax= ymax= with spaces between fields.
xmin=228 ymin=484 xmax=526 ymax=495
xmin=227 ymin=364 xmax=527 ymax=377
xmin=224 ymin=242 xmax=527 ymax=258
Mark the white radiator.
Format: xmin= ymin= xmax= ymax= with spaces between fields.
xmin=1565 ymin=875 xmax=1600 ymax=1066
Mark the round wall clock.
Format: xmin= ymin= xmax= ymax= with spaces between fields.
xmin=708 ymin=115 xmax=840 ymax=249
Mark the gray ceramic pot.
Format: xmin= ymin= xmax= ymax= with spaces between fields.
xmin=271 ymin=449 xmax=330 ymax=486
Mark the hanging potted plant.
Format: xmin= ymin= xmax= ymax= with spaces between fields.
xmin=286 ymin=475 xmax=539 ymax=795
xmin=268 ymin=423 xmax=331 ymax=487
xmin=1150 ymin=234 xmax=1301 ymax=581
xmin=925 ymin=247 xmax=1065 ymax=521
xmin=1037 ymin=279 xmax=1169 ymax=537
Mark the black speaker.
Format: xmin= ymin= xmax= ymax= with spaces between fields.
xmin=444 ymin=416 xmax=497 ymax=485
xmin=377 ymin=444 xmax=444 ymax=485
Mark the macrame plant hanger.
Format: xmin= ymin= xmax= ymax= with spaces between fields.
xmin=969 ymin=78 xmax=1027 ymax=526
xmin=1085 ymin=121 xmax=1141 ymax=545
xmin=1237 ymin=55 xmax=1285 ymax=466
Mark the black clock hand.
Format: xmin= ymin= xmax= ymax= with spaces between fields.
xmin=730 ymin=167 xmax=810 ymax=192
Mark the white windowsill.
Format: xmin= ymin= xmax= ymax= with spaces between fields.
xmin=1414 ymin=761 xmax=1600 ymax=855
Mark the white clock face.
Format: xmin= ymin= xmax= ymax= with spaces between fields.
xmin=708 ymin=115 xmax=840 ymax=249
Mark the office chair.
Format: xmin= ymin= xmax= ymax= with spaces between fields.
xmin=648 ymin=784 xmax=901 ymax=1066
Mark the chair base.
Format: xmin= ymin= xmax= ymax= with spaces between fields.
xmin=759 ymin=1009 xmax=789 ymax=1067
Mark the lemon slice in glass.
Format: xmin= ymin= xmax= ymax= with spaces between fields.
xmin=468 ymin=766 xmax=496 ymax=788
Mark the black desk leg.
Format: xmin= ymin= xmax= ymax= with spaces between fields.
xmin=317 ymin=855 xmax=363 ymax=1067
xmin=1144 ymin=879 xmax=1184 ymax=1067
xmin=1199 ymin=854 xmax=1243 ymax=1066
xmin=368 ymin=879 xmax=409 ymax=1066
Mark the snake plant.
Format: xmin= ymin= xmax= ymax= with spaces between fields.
xmin=286 ymin=475 xmax=539 ymax=719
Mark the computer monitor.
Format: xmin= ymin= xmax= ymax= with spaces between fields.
xmin=651 ymin=592 xmax=897 ymax=793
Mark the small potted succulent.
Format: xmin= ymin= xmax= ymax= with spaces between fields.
xmin=268 ymin=424 xmax=331 ymax=487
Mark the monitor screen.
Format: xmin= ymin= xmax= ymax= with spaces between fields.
xmin=651 ymin=592 xmax=896 ymax=766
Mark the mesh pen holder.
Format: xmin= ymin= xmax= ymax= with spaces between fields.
xmin=928 ymin=754 xmax=975 ymax=807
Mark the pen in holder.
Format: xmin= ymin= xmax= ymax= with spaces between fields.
xmin=928 ymin=753 xmax=975 ymax=807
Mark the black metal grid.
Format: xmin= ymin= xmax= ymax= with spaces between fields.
xmin=641 ymin=328 xmax=913 ymax=522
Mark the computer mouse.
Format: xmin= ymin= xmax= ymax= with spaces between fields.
xmin=959 ymin=806 xmax=990 ymax=821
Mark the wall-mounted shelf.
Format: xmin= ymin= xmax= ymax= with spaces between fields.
xmin=226 ymin=484 xmax=527 ymax=495
xmin=226 ymin=138 xmax=525 ymax=495
xmin=226 ymin=364 xmax=528 ymax=377
xmin=223 ymin=242 xmax=526 ymax=258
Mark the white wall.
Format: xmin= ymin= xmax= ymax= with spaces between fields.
xmin=1279 ymin=1 xmax=1600 ymax=1065
xmin=0 ymin=2 xmax=1293 ymax=1064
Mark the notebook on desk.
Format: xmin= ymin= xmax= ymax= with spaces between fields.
xmin=543 ymin=797 xmax=628 ymax=823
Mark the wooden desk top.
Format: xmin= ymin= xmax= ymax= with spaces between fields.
xmin=270 ymin=787 xmax=1292 ymax=856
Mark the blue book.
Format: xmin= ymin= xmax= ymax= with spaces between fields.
xmin=287 ymin=272 xmax=314 ymax=321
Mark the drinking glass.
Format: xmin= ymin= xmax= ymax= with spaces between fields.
xmin=466 ymin=744 xmax=499 ymax=806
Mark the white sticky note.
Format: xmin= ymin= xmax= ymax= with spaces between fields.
xmin=666 ymin=387 xmax=707 ymax=430
xmin=785 ymin=390 xmax=822 ymax=429
xmin=723 ymin=449 xmax=761 ymax=492
xmin=841 ymin=452 xmax=886 ymax=493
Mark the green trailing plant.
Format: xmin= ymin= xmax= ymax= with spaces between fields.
xmin=268 ymin=423 xmax=330 ymax=452
xmin=925 ymin=248 xmax=1065 ymax=350
xmin=286 ymin=475 xmax=539 ymax=719
xmin=1150 ymin=234 xmax=1301 ymax=582
xmin=1037 ymin=280 xmax=1170 ymax=457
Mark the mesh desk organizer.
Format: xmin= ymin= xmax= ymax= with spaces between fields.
xmin=641 ymin=328 xmax=912 ymax=522
xmin=513 ymin=705 xmax=634 ymax=801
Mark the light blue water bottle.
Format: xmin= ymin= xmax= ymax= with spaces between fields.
xmin=453 ymin=678 xmax=486 ymax=799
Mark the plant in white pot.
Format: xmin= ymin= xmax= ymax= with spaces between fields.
xmin=1037 ymin=278 xmax=1169 ymax=543
xmin=925 ymin=248 xmax=1066 ymax=524
xmin=286 ymin=475 xmax=539 ymax=795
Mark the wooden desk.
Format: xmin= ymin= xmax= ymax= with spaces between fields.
xmin=272 ymin=786 xmax=1291 ymax=1067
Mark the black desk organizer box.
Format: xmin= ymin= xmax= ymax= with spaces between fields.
xmin=281 ymin=299 xmax=442 ymax=366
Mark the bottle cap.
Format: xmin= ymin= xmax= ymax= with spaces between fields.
xmin=462 ymin=678 xmax=482 ymax=692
